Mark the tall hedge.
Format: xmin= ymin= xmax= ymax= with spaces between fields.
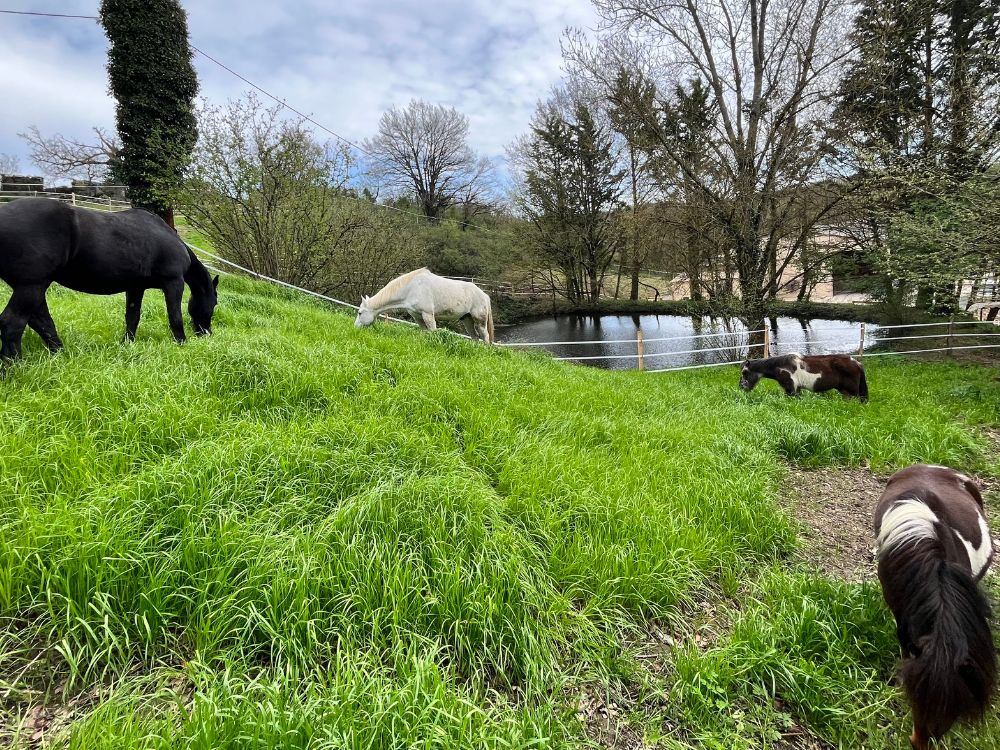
xmin=100 ymin=0 xmax=198 ymax=225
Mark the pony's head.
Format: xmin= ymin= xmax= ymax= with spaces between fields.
xmin=355 ymin=296 xmax=376 ymax=327
xmin=189 ymin=274 xmax=219 ymax=335
xmin=739 ymin=361 xmax=761 ymax=391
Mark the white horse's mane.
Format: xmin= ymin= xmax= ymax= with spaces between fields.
xmin=365 ymin=267 xmax=431 ymax=308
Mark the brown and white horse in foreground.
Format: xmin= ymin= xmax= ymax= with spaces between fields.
xmin=739 ymin=353 xmax=868 ymax=401
xmin=874 ymin=464 xmax=996 ymax=750
xmin=354 ymin=268 xmax=494 ymax=343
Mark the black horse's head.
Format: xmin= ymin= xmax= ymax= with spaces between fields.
xmin=739 ymin=361 xmax=762 ymax=391
xmin=189 ymin=274 xmax=219 ymax=335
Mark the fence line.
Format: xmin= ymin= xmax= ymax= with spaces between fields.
xmin=167 ymin=243 xmax=1000 ymax=373
xmin=0 ymin=191 xmax=131 ymax=211
xmin=876 ymin=320 xmax=986 ymax=330
xmin=862 ymin=343 xmax=1000 ymax=358
xmin=501 ymin=328 xmax=768 ymax=348
xmin=186 ymin=243 xmax=361 ymax=310
xmin=185 ymin=242 xmax=474 ymax=335
xmin=515 ymin=320 xmax=999 ymax=373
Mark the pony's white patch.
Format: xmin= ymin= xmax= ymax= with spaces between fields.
xmin=789 ymin=357 xmax=822 ymax=392
xmin=954 ymin=513 xmax=993 ymax=578
xmin=877 ymin=498 xmax=939 ymax=556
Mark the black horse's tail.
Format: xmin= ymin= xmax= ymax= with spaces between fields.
xmin=857 ymin=362 xmax=869 ymax=402
xmin=899 ymin=560 xmax=996 ymax=740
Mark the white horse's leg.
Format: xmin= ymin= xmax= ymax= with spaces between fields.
xmin=420 ymin=312 xmax=437 ymax=330
xmin=410 ymin=311 xmax=426 ymax=327
xmin=473 ymin=315 xmax=489 ymax=342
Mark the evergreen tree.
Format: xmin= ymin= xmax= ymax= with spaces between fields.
xmin=519 ymin=101 xmax=624 ymax=304
xmin=836 ymin=0 xmax=1000 ymax=314
xmin=100 ymin=0 xmax=199 ymax=226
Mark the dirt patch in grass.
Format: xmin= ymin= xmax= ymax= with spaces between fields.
xmin=576 ymin=684 xmax=654 ymax=750
xmin=782 ymin=466 xmax=886 ymax=582
xmin=782 ymin=445 xmax=1000 ymax=583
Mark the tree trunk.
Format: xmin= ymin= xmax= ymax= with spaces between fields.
xmin=739 ymin=248 xmax=767 ymax=352
xmin=916 ymin=285 xmax=934 ymax=310
xmin=630 ymin=256 xmax=641 ymax=301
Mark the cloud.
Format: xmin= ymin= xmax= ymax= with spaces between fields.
xmin=0 ymin=0 xmax=597 ymax=178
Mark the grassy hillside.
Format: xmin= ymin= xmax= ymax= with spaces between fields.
xmin=0 ymin=275 xmax=998 ymax=749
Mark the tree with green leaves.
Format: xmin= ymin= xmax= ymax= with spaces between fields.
xmin=100 ymin=0 xmax=199 ymax=226
xmin=514 ymin=99 xmax=624 ymax=305
xmin=836 ymin=0 xmax=1000 ymax=315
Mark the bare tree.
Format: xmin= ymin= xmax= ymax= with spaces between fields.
xmin=566 ymin=0 xmax=853 ymax=334
xmin=364 ymin=100 xmax=495 ymax=221
xmin=0 ymin=153 xmax=20 ymax=176
xmin=180 ymin=94 xmax=424 ymax=300
xmin=19 ymin=126 xmax=120 ymax=182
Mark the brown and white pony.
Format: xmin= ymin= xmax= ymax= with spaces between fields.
xmin=739 ymin=353 xmax=868 ymax=401
xmin=874 ymin=464 xmax=996 ymax=750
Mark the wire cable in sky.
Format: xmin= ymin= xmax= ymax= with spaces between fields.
xmin=1 ymin=7 xmax=502 ymax=233
xmin=0 ymin=9 xmax=97 ymax=19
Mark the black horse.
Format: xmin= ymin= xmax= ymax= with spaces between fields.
xmin=739 ymin=353 xmax=868 ymax=401
xmin=874 ymin=464 xmax=996 ymax=750
xmin=0 ymin=198 xmax=218 ymax=360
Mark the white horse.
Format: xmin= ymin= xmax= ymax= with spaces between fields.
xmin=355 ymin=268 xmax=495 ymax=343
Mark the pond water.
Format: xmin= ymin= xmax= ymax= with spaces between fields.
xmin=496 ymin=315 xmax=879 ymax=371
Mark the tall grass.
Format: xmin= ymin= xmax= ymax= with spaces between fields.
xmin=0 ymin=274 xmax=997 ymax=748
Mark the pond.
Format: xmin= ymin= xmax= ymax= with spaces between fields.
xmin=496 ymin=314 xmax=879 ymax=371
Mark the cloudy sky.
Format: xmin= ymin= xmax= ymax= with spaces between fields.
xmin=0 ymin=0 xmax=598 ymax=178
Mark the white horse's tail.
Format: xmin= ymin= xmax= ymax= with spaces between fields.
xmin=486 ymin=305 xmax=495 ymax=344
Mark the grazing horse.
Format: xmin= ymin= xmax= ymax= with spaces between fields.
xmin=874 ymin=464 xmax=996 ymax=750
xmin=0 ymin=198 xmax=218 ymax=360
xmin=739 ymin=353 xmax=868 ymax=401
xmin=355 ymin=268 xmax=494 ymax=343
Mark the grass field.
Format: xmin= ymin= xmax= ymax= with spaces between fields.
xmin=0 ymin=272 xmax=998 ymax=749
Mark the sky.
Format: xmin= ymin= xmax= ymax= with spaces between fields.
xmin=0 ymin=0 xmax=599 ymax=180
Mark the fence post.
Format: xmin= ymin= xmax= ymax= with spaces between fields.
xmin=636 ymin=330 xmax=645 ymax=371
xmin=763 ymin=326 xmax=770 ymax=359
xmin=947 ymin=316 xmax=955 ymax=357
xmin=857 ymin=323 xmax=866 ymax=359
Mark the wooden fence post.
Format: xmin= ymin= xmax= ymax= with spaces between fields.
xmin=857 ymin=323 xmax=866 ymax=359
xmin=636 ymin=330 xmax=645 ymax=371
xmin=762 ymin=326 xmax=770 ymax=359
xmin=947 ymin=316 xmax=955 ymax=357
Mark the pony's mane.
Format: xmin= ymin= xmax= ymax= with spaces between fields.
xmin=367 ymin=268 xmax=431 ymax=308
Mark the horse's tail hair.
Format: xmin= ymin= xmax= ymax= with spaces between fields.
xmin=857 ymin=363 xmax=869 ymax=402
xmin=898 ymin=558 xmax=996 ymax=740
xmin=486 ymin=305 xmax=495 ymax=344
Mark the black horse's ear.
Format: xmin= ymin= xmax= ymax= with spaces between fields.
xmin=213 ymin=275 xmax=220 ymax=289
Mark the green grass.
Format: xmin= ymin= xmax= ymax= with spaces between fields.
xmin=0 ymin=274 xmax=998 ymax=748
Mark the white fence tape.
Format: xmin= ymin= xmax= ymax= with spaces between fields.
xmin=180 ymin=242 xmax=1000 ymax=373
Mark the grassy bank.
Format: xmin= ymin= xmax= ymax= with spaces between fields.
xmin=0 ymin=274 xmax=998 ymax=748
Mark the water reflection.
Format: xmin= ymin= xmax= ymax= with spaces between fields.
xmin=496 ymin=314 xmax=876 ymax=371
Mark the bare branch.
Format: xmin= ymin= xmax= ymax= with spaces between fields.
xmin=19 ymin=125 xmax=120 ymax=182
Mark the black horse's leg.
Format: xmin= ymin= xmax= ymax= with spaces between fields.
xmin=775 ymin=371 xmax=797 ymax=396
xmin=27 ymin=296 xmax=63 ymax=353
xmin=124 ymin=288 xmax=145 ymax=342
xmin=0 ymin=286 xmax=45 ymax=360
xmin=163 ymin=281 xmax=186 ymax=343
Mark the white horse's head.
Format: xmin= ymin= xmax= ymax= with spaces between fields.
xmin=355 ymin=296 xmax=376 ymax=327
